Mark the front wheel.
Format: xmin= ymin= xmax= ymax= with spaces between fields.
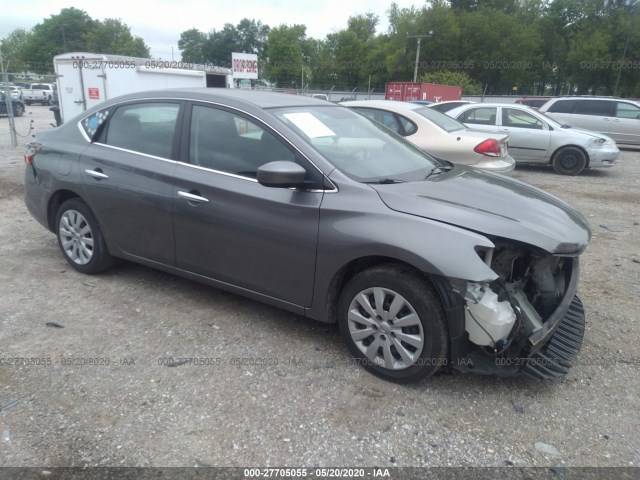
xmin=338 ymin=264 xmax=449 ymax=383
xmin=55 ymin=198 xmax=114 ymax=274
xmin=553 ymin=147 xmax=587 ymax=175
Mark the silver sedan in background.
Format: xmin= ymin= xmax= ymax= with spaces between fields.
xmin=446 ymin=103 xmax=619 ymax=175
xmin=341 ymin=100 xmax=515 ymax=174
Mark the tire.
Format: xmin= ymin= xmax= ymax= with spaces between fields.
xmin=338 ymin=264 xmax=449 ymax=383
xmin=25 ymin=101 xmax=32 ymax=106
xmin=14 ymin=104 xmax=24 ymax=117
xmin=55 ymin=198 xmax=114 ymax=274
xmin=553 ymin=147 xmax=587 ymax=175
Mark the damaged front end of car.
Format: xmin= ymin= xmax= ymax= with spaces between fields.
xmin=443 ymin=240 xmax=585 ymax=380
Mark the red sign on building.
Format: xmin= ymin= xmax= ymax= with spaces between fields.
xmin=88 ymin=88 xmax=100 ymax=100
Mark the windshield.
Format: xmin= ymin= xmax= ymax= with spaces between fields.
xmin=412 ymin=106 xmax=467 ymax=132
xmin=270 ymin=105 xmax=440 ymax=183
xmin=535 ymin=110 xmax=565 ymax=128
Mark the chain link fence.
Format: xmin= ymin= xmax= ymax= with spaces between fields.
xmin=1 ymin=77 xmax=39 ymax=148
xmin=0 ymin=92 xmax=35 ymax=148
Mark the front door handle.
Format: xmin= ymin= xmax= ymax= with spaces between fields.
xmin=178 ymin=191 xmax=209 ymax=203
xmin=84 ymin=169 xmax=109 ymax=180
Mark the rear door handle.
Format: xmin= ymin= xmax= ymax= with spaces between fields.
xmin=84 ymin=169 xmax=109 ymax=180
xmin=178 ymin=191 xmax=209 ymax=203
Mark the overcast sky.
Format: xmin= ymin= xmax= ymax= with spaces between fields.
xmin=2 ymin=0 xmax=423 ymax=60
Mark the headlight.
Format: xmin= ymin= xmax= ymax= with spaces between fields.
xmin=589 ymin=137 xmax=609 ymax=146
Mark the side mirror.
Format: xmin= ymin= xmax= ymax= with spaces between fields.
xmin=257 ymin=161 xmax=307 ymax=188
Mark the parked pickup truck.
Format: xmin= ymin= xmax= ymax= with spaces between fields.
xmin=22 ymin=83 xmax=56 ymax=105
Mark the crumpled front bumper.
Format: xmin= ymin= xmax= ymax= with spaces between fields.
xmin=456 ymin=296 xmax=585 ymax=379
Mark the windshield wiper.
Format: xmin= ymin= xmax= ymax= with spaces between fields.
xmin=425 ymin=164 xmax=453 ymax=179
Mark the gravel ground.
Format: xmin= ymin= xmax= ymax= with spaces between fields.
xmin=0 ymin=106 xmax=639 ymax=471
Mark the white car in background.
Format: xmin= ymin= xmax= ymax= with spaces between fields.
xmin=341 ymin=100 xmax=515 ymax=174
xmin=446 ymin=103 xmax=619 ymax=175
xmin=427 ymin=100 xmax=476 ymax=113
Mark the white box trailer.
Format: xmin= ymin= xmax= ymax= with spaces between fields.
xmin=54 ymin=52 xmax=233 ymax=123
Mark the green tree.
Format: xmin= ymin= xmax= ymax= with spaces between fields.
xmin=86 ymin=19 xmax=149 ymax=57
xmin=0 ymin=29 xmax=33 ymax=74
xmin=22 ymin=7 xmax=95 ymax=68
xmin=208 ymin=23 xmax=240 ymax=67
xmin=178 ymin=19 xmax=270 ymax=68
xmin=236 ymin=19 xmax=270 ymax=58
xmin=264 ymin=25 xmax=306 ymax=86
xmin=178 ymin=28 xmax=209 ymax=63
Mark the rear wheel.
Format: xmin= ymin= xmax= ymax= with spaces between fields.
xmin=553 ymin=147 xmax=587 ymax=175
xmin=338 ymin=264 xmax=448 ymax=383
xmin=55 ymin=198 xmax=113 ymax=274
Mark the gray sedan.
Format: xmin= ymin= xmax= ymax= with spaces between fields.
xmin=446 ymin=103 xmax=619 ymax=175
xmin=25 ymin=89 xmax=590 ymax=383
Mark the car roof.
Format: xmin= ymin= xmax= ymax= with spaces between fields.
xmin=429 ymin=100 xmax=473 ymax=105
xmin=341 ymin=100 xmax=421 ymax=111
xmin=454 ymin=102 xmax=535 ymax=107
xmin=548 ymin=96 xmax=636 ymax=101
xmin=104 ymin=88 xmax=331 ymax=110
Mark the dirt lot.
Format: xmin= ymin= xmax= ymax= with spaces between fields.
xmin=1 ymin=106 xmax=639 ymax=471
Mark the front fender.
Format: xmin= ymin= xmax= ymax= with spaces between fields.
xmin=306 ymin=182 xmax=497 ymax=322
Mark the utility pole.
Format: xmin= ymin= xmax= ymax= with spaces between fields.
xmin=614 ymin=0 xmax=639 ymax=96
xmin=407 ymin=31 xmax=432 ymax=83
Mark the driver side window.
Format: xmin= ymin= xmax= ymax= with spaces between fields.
xmin=502 ymin=108 xmax=544 ymax=130
xmin=189 ymin=105 xmax=295 ymax=178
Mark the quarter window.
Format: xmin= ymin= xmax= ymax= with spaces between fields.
xmin=502 ymin=108 xmax=544 ymax=130
xmin=398 ymin=115 xmax=418 ymax=135
xmin=103 ymin=103 xmax=180 ymax=158
xmin=615 ymin=102 xmax=640 ymax=119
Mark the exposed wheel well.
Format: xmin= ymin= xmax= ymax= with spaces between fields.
xmin=324 ymin=256 xmax=434 ymax=324
xmin=47 ymin=190 xmax=81 ymax=231
xmin=550 ymin=144 xmax=590 ymax=168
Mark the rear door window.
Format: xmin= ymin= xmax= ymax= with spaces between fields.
xmin=100 ymin=103 xmax=181 ymax=159
xmin=353 ymin=107 xmax=404 ymax=135
xmin=573 ymin=100 xmax=614 ymax=116
xmin=458 ymin=107 xmax=497 ymax=125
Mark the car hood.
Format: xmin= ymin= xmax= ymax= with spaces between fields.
xmin=371 ymin=166 xmax=591 ymax=254
xmin=557 ymin=126 xmax=615 ymax=142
